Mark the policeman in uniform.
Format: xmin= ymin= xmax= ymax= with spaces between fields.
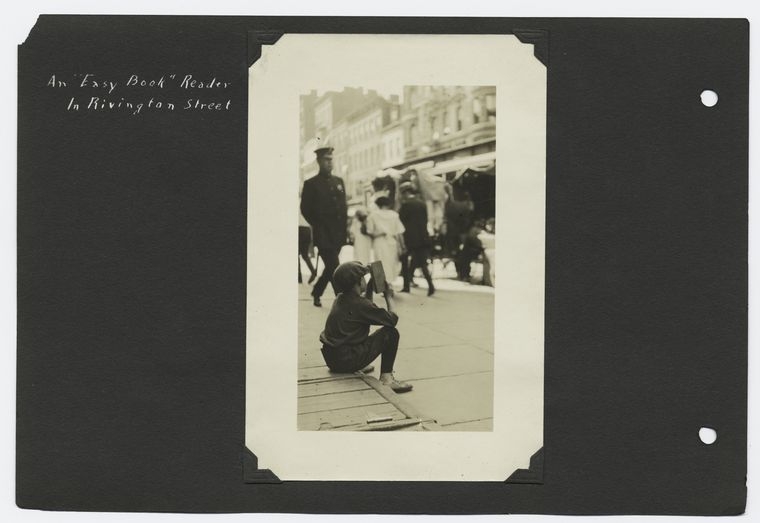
xmin=299 ymin=145 xmax=348 ymax=307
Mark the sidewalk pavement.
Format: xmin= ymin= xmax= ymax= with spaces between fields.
xmin=297 ymin=261 xmax=494 ymax=431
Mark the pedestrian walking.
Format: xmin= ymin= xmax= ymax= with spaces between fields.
xmin=365 ymin=196 xmax=405 ymax=287
xmin=458 ymin=219 xmax=485 ymax=282
xmin=298 ymin=211 xmax=317 ymax=284
xmin=300 ymin=145 xmax=348 ymax=307
xmin=398 ymin=183 xmax=435 ymax=296
xmin=349 ymin=207 xmax=373 ymax=265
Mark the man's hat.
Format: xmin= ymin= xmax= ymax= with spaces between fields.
xmin=314 ymin=146 xmax=334 ymax=157
xmin=314 ymin=138 xmax=334 ymax=158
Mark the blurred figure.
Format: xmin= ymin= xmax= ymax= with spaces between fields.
xmin=365 ymin=196 xmax=405 ymax=287
xmin=416 ymin=169 xmax=446 ymax=234
xmin=350 ymin=207 xmax=373 ymax=265
xmin=479 ymin=218 xmax=496 ymax=287
xmin=398 ymin=183 xmax=435 ymax=296
xmin=371 ymin=175 xmax=396 ymax=207
xmin=300 ymin=145 xmax=348 ymax=307
xmin=298 ymin=211 xmax=317 ymax=284
xmin=458 ymin=219 xmax=485 ymax=282
xmin=446 ymin=188 xmax=475 ymax=277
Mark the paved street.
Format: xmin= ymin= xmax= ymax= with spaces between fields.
xmin=298 ymin=251 xmax=494 ymax=431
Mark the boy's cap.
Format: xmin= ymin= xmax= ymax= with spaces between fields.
xmin=332 ymin=261 xmax=368 ymax=293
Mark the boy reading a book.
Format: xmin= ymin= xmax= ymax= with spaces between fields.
xmin=319 ymin=261 xmax=413 ymax=393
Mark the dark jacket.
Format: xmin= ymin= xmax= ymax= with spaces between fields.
xmin=445 ymin=198 xmax=474 ymax=236
xmin=300 ymin=173 xmax=348 ymax=251
xmin=399 ymin=197 xmax=431 ymax=250
xmin=319 ymin=292 xmax=398 ymax=348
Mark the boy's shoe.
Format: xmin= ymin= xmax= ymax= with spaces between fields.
xmin=388 ymin=379 xmax=413 ymax=393
xmin=380 ymin=373 xmax=413 ymax=393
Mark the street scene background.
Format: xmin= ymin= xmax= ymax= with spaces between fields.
xmin=298 ymin=86 xmax=496 ymax=431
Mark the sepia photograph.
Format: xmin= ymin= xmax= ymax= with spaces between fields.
xmin=297 ymin=85 xmax=497 ymax=431
xmin=247 ymin=33 xmax=545 ymax=481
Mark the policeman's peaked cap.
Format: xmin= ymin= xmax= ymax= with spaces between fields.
xmin=314 ymin=146 xmax=334 ymax=158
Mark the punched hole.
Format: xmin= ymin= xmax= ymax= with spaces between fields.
xmin=700 ymin=90 xmax=718 ymax=107
xmin=699 ymin=427 xmax=717 ymax=445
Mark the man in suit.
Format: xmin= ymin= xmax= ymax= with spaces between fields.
xmin=399 ymin=183 xmax=435 ymax=296
xmin=300 ymin=145 xmax=348 ymax=307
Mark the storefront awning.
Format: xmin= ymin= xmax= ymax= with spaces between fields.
xmin=423 ymin=151 xmax=496 ymax=177
xmin=376 ymin=167 xmax=405 ymax=179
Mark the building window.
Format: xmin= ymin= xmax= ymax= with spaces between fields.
xmin=409 ymin=86 xmax=418 ymax=108
xmin=409 ymin=123 xmax=416 ymax=146
xmin=456 ymin=106 xmax=463 ymax=131
xmin=473 ymin=98 xmax=482 ymax=124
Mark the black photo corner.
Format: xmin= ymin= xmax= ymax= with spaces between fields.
xmin=17 ymin=16 xmax=747 ymax=514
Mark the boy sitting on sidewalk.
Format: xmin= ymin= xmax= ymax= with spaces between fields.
xmin=319 ymin=261 xmax=413 ymax=393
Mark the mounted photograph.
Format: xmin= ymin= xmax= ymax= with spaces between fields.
xmin=297 ymin=85 xmax=497 ymax=432
xmin=247 ymin=33 xmax=546 ymax=481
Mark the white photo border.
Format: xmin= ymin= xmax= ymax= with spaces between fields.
xmin=246 ymin=33 xmax=545 ymax=481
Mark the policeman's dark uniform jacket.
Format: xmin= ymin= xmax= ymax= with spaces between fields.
xmin=300 ymin=147 xmax=348 ymax=303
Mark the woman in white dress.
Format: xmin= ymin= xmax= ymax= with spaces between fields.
xmin=349 ymin=207 xmax=373 ymax=265
xmin=365 ymin=196 xmax=405 ymax=286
